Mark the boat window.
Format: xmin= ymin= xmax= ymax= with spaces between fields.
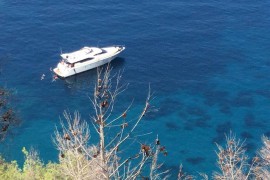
xmin=86 ymin=49 xmax=93 ymax=54
xmin=78 ymin=58 xmax=94 ymax=63
xmin=95 ymin=49 xmax=107 ymax=56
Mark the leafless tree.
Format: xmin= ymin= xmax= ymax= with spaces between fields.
xmin=177 ymin=164 xmax=195 ymax=180
xmin=54 ymin=65 xmax=168 ymax=179
xmin=253 ymin=135 xmax=270 ymax=179
xmin=54 ymin=111 xmax=106 ymax=179
xmin=213 ymin=132 xmax=256 ymax=180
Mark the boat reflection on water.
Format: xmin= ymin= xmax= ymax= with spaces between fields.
xmin=63 ymin=57 xmax=125 ymax=91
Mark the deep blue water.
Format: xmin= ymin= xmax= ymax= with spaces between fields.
xmin=1 ymin=0 xmax=270 ymax=177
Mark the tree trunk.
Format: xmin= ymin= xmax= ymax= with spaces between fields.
xmin=99 ymin=119 xmax=109 ymax=179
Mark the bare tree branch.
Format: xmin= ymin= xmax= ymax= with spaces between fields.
xmin=53 ymin=64 xmax=168 ymax=179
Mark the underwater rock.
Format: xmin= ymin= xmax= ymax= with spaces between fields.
xmin=241 ymin=131 xmax=253 ymax=139
xmin=232 ymin=92 xmax=254 ymax=108
xmin=186 ymin=156 xmax=205 ymax=165
xmin=165 ymin=122 xmax=180 ymax=130
xmin=244 ymin=113 xmax=262 ymax=127
xmin=216 ymin=121 xmax=232 ymax=134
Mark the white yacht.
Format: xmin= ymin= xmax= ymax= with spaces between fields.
xmin=53 ymin=45 xmax=125 ymax=78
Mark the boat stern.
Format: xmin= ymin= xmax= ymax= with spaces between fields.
xmin=53 ymin=67 xmax=65 ymax=78
xmin=53 ymin=62 xmax=73 ymax=78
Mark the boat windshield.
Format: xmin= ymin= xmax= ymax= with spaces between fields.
xmin=95 ymin=49 xmax=107 ymax=56
xmin=78 ymin=58 xmax=94 ymax=63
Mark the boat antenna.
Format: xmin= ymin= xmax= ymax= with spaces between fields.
xmin=60 ymin=47 xmax=63 ymax=55
xmin=97 ymin=40 xmax=101 ymax=47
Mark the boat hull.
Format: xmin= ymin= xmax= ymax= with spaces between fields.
xmin=53 ymin=46 xmax=124 ymax=78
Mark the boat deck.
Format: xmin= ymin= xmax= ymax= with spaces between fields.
xmin=53 ymin=68 xmax=64 ymax=77
xmin=61 ymin=47 xmax=102 ymax=64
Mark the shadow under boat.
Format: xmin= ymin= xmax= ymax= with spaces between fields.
xmin=62 ymin=57 xmax=126 ymax=89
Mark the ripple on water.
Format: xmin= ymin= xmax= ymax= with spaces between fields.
xmin=256 ymin=89 xmax=270 ymax=99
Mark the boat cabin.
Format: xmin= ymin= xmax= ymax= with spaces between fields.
xmin=60 ymin=47 xmax=107 ymax=65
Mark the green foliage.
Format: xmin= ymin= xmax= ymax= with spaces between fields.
xmin=0 ymin=156 xmax=22 ymax=180
xmin=0 ymin=148 xmax=63 ymax=180
xmin=22 ymin=147 xmax=45 ymax=179
xmin=43 ymin=162 xmax=63 ymax=180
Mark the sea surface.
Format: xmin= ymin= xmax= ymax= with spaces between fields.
xmin=1 ymin=0 xmax=270 ymax=178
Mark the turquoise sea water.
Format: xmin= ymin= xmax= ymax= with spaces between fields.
xmin=1 ymin=0 xmax=270 ymax=177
